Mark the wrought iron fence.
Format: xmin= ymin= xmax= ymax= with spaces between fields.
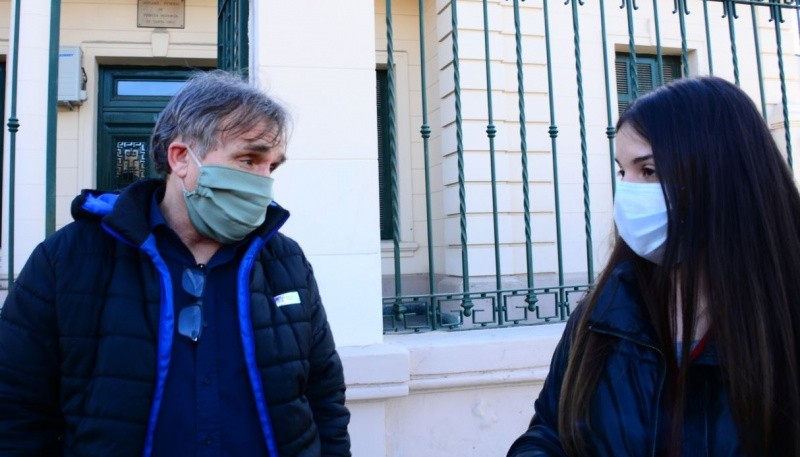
xmin=380 ymin=0 xmax=800 ymax=332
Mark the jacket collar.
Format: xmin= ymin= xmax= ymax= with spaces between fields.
xmin=586 ymin=261 xmax=660 ymax=350
xmin=71 ymin=178 xmax=290 ymax=248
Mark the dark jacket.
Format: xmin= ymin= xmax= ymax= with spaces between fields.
xmin=0 ymin=179 xmax=350 ymax=457
xmin=507 ymin=262 xmax=740 ymax=457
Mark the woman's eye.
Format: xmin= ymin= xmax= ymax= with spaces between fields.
xmin=616 ymin=169 xmax=625 ymax=178
xmin=643 ymin=167 xmax=656 ymax=177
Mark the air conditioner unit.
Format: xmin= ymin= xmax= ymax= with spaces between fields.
xmin=58 ymin=46 xmax=87 ymax=104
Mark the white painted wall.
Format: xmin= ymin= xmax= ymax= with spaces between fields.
xmin=342 ymin=324 xmax=566 ymax=456
xmin=253 ymin=0 xmax=384 ymax=348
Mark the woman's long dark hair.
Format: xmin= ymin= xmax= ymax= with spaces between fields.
xmin=558 ymin=76 xmax=800 ymax=456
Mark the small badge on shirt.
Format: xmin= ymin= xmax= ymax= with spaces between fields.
xmin=274 ymin=291 xmax=301 ymax=307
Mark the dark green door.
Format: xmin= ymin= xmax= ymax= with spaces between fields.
xmin=97 ymin=67 xmax=204 ymax=191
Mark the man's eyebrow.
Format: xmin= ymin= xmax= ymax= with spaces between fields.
xmin=242 ymin=142 xmax=274 ymax=152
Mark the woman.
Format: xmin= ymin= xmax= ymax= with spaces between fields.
xmin=507 ymin=76 xmax=800 ymax=456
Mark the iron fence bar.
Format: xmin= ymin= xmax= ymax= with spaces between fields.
xmin=542 ymin=0 xmax=565 ymax=316
xmin=449 ymin=0 xmax=474 ymax=316
xmin=382 ymin=0 xmax=800 ymax=333
xmin=513 ymin=0 xmax=537 ymax=311
xmin=45 ymin=0 xmax=60 ymax=237
xmin=417 ymin=0 xmax=437 ymax=329
xmin=675 ymin=0 xmax=691 ymax=77
xmin=482 ymin=0 xmax=504 ymax=324
xmin=703 ymin=0 xmax=716 ymax=73
xmin=599 ymin=0 xmax=617 ymax=196
xmin=567 ymin=0 xmax=594 ymax=284
xmin=723 ymin=1 xmax=742 ymax=85
xmin=750 ymin=2 xmax=768 ymax=118
xmin=386 ymin=0 xmax=405 ymax=320
xmin=769 ymin=0 xmax=793 ymax=168
xmin=652 ymin=0 xmax=665 ymax=86
xmin=239 ymin=0 xmax=249 ymax=76
xmin=6 ymin=0 xmax=21 ymax=287
xmin=623 ymin=0 xmax=639 ymax=100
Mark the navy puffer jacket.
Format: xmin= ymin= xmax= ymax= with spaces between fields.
xmin=0 ymin=179 xmax=350 ymax=457
xmin=508 ymin=262 xmax=740 ymax=457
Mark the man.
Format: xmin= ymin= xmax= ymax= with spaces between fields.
xmin=0 ymin=71 xmax=351 ymax=456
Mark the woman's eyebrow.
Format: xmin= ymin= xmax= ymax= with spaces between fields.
xmin=614 ymin=154 xmax=653 ymax=166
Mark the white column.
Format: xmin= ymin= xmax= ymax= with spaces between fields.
xmin=3 ymin=0 xmax=51 ymax=279
xmin=252 ymin=1 xmax=383 ymax=347
xmin=251 ymin=3 xmax=388 ymax=455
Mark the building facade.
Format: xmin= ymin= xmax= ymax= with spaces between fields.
xmin=2 ymin=0 xmax=799 ymax=455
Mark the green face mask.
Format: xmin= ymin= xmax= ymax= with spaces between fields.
xmin=182 ymin=151 xmax=274 ymax=244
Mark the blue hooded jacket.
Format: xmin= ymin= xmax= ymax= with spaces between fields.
xmin=508 ymin=262 xmax=740 ymax=457
xmin=0 ymin=179 xmax=350 ymax=457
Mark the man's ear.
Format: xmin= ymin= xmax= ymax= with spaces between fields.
xmin=167 ymin=142 xmax=191 ymax=178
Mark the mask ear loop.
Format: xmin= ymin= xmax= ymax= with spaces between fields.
xmin=182 ymin=147 xmax=204 ymax=194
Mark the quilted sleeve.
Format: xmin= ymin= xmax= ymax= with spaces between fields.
xmin=0 ymin=242 xmax=64 ymax=456
xmin=302 ymin=256 xmax=351 ymax=457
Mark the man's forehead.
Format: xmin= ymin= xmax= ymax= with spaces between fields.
xmin=220 ymin=124 xmax=284 ymax=152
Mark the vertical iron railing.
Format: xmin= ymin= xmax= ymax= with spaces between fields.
xmin=385 ymin=0 xmax=405 ymax=322
xmin=449 ymin=0 xmax=474 ymax=318
xmin=677 ymin=1 xmax=691 ymax=76
xmin=481 ymin=0 xmax=504 ymax=324
xmin=568 ymin=0 xmax=594 ymax=285
xmin=542 ymin=0 xmax=566 ymax=318
xmin=724 ymin=1 xmax=742 ymax=85
xmin=6 ymin=0 xmax=21 ymax=287
xmin=516 ymin=0 xmax=540 ymax=314
xmin=750 ymin=2 xmax=768 ymax=118
xmin=769 ymin=0 xmax=793 ymax=168
xmin=703 ymin=0 xmax=716 ymax=74
xmin=383 ymin=0 xmax=800 ymax=332
xmin=600 ymin=0 xmax=617 ymax=195
xmin=46 ymin=0 xmax=61 ymax=237
xmin=417 ymin=0 xmax=437 ymax=329
xmin=623 ymin=0 xmax=640 ymax=100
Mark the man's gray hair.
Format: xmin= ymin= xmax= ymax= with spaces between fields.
xmin=150 ymin=70 xmax=289 ymax=174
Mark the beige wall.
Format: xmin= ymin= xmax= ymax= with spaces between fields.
xmin=56 ymin=0 xmax=216 ymax=228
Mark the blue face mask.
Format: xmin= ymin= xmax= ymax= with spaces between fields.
xmin=613 ymin=181 xmax=668 ymax=264
xmin=182 ymin=149 xmax=274 ymax=244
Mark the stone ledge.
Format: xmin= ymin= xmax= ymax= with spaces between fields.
xmin=339 ymin=323 xmax=566 ymax=402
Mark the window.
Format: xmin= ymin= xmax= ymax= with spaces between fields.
xmin=616 ymin=53 xmax=681 ymax=115
xmin=96 ymin=67 xmax=204 ymax=191
xmin=376 ymin=69 xmax=394 ymax=241
xmin=218 ymin=0 xmax=249 ymax=76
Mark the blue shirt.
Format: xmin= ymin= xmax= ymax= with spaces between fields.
xmin=150 ymin=196 xmax=269 ymax=457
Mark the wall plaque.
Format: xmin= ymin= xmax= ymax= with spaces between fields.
xmin=138 ymin=0 xmax=185 ymax=29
